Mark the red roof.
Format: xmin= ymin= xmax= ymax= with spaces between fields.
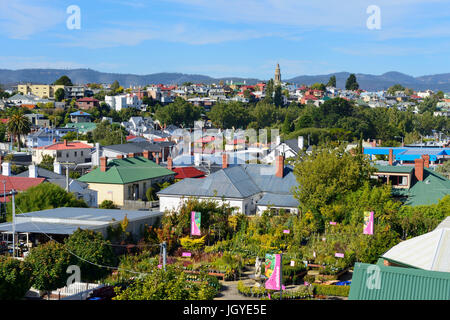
xmin=126 ymin=135 xmax=137 ymax=141
xmin=153 ymin=138 xmax=168 ymax=142
xmin=35 ymin=141 xmax=92 ymax=150
xmin=195 ymin=136 xmax=216 ymax=143
xmin=303 ymin=95 xmax=318 ymax=100
xmin=172 ymin=167 xmax=206 ymax=179
xmin=77 ymin=97 xmax=99 ymax=102
xmin=0 ymin=175 xmax=45 ymax=202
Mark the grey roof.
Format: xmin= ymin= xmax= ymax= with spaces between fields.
xmin=158 ymin=163 xmax=298 ymax=200
xmin=0 ymin=207 xmax=163 ymax=235
xmin=16 ymin=167 xmax=89 ymax=188
xmin=257 ymin=193 xmax=299 ymax=208
xmin=283 ymin=138 xmax=301 ymax=154
xmin=102 ymin=141 xmax=164 ymax=153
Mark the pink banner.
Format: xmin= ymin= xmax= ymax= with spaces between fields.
xmin=329 ymin=221 xmax=337 ymax=225
xmin=265 ymin=254 xmax=282 ymax=290
xmin=182 ymin=252 xmax=191 ymax=257
xmin=335 ymin=253 xmax=344 ymax=258
xmin=191 ymin=211 xmax=201 ymax=236
xmin=283 ymin=229 xmax=290 ymax=234
xmin=363 ymin=211 xmax=374 ymax=235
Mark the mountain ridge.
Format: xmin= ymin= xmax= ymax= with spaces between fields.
xmin=1 ymin=68 xmax=450 ymax=91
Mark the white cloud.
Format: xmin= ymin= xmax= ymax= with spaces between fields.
xmin=0 ymin=56 xmax=86 ymax=69
xmin=0 ymin=0 xmax=65 ymax=39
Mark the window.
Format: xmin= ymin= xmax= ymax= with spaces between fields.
xmin=74 ymin=151 xmax=77 ymax=157
xmin=81 ymin=151 xmax=84 ymax=156
xmin=57 ymin=151 xmax=62 ymax=157
xmin=66 ymin=152 xmax=69 ymax=158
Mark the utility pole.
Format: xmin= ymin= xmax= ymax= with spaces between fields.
xmin=12 ymin=189 xmax=15 ymax=258
xmin=162 ymin=241 xmax=167 ymax=271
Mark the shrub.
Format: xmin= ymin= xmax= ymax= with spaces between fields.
xmin=312 ymin=284 xmax=350 ymax=297
xmin=99 ymin=200 xmax=118 ymax=209
xmin=0 ymin=256 xmax=33 ymax=300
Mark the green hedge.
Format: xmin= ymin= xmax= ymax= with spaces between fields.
xmin=312 ymin=284 xmax=350 ymax=297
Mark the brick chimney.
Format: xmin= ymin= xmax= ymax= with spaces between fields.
xmin=222 ymin=153 xmax=228 ymax=169
xmin=422 ymin=154 xmax=430 ymax=168
xmin=100 ymin=156 xmax=108 ymax=172
xmin=414 ymin=158 xmax=424 ymax=181
xmin=143 ymin=150 xmax=150 ymax=159
xmin=53 ymin=138 xmax=57 ymax=143
xmin=128 ymin=153 xmax=135 ymax=158
xmin=276 ymin=153 xmax=284 ymax=178
xmin=64 ymin=139 xmax=67 ymax=146
xmin=388 ymin=149 xmax=394 ymax=166
xmin=116 ymin=154 xmax=124 ymax=159
xmin=167 ymin=156 xmax=173 ymax=171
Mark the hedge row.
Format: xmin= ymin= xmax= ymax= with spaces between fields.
xmin=312 ymin=284 xmax=350 ymax=297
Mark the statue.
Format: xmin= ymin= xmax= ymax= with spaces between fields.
xmin=255 ymin=257 xmax=262 ymax=278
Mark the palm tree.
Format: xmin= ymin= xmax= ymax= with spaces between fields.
xmin=7 ymin=112 xmax=31 ymax=151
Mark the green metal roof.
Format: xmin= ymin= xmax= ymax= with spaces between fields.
xmin=65 ymin=122 xmax=98 ymax=133
xmin=78 ymin=156 xmax=175 ymax=184
xmin=404 ymin=169 xmax=450 ymax=206
xmin=374 ymin=165 xmax=414 ymax=174
xmin=349 ymin=262 xmax=450 ymax=300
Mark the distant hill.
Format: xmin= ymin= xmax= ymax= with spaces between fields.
xmin=1 ymin=68 xmax=450 ymax=91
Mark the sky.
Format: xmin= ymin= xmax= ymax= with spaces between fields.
xmin=0 ymin=0 xmax=450 ymax=79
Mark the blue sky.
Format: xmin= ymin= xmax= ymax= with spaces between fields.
xmin=1 ymin=0 xmax=449 ymax=79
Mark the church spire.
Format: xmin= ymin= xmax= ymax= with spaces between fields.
xmin=275 ymin=63 xmax=281 ymax=85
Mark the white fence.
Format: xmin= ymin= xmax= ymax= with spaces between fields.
xmin=53 ymin=282 xmax=104 ymax=300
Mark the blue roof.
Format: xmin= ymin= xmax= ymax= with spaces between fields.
xmin=70 ymin=111 xmax=91 ymax=116
xmin=257 ymin=193 xmax=299 ymax=208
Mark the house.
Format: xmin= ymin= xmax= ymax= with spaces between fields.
xmin=0 ymin=161 xmax=45 ymax=204
xmin=26 ymin=128 xmax=62 ymax=148
xmin=373 ymin=155 xmax=450 ymax=206
xmin=349 ymin=218 xmax=450 ymax=300
xmin=105 ymin=94 xmax=142 ymax=111
xmin=70 ymin=111 xmax=91 ymax=123
xmin=263 ymin=136 xmax=304 ymax=163
xmin=158 ymin=153 xmax=299 ymax=215
xmin=64 ymin=122 xmax=98 ymax=134
xmin=166 ymin=157 xmax=206 ymax=180
xmin=17 ymin=84 xmax=65 ymax=99
xmin=76 ymin=97 xmax=100 ymax=110
xmin=91 ymin=141 xmax=175 ymax=166
xmin=32 ymin=140 xmax=93 ymax=165
xmin=78 ymin=153 xmax=175 ymax=206
xmin=0 ymin=207 xmax=163 ymax=250
xmin=16 ymin=164 xmax=98 ymax=207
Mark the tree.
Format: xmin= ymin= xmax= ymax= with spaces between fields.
xmin=208 ymin=102 xmax=251 ymax=129
xmin=54 ymin=88 xmax=65 ymax=102
xmin=53 ymin=75 xmax=73 ymax=86
xmin=6 ymin=183 xmax=87 ymax=220
xmin=264 ymin=79 xmax=274 ymax=104
xmin=273 ymin=85 xmax=283 ymax=107
xmin=311 ymin=83 xmax=326 ymax=91
xmin=7 ymin=112 xmax=31 ymax=151
xmin=113 ymin=265 xmax=217 ymax=300
xmin=92 ymin=120 xmax=128 ymax=145
xmin=436 ymin=160 xmax=450 ymax=179
xmin=154 ymin=97 xmax=202 ymax=128
xmin=387 ymin=84 xmax=405 ymax=95
xmin=99 ymin=200 xmax=118 ymax=209
xmin=292 ymin=145 xmax=375 ymax=213
xmin=110 ymin=80 xmax=120 ymax=92
xmin=39 ymin=154 xmax=55 ymax=171
xmin=327 ymin=76 xmax=336 ymax=88
xmin=345 ymin=74 xmax=359 ymax=91
xmin=64 ymin=229 xmax=117 ymax=282
xmin=0 ymin=256 xmax=33 ymax=300
xmin=25 ymin=241 xmax=73 ymax=296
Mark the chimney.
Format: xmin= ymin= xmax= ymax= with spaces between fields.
xmin=422 ymin=154 xmax=430 ymax=168
xmin=100 ymin=156 xmax=108 ymax=172
xmin=222 ymin=153 xmax=228 ymax=169
xmin=167 ymin=156 xmax=173 ymax=171
xmin=143 ymin=150 xmax=150 ymax=159
xmin=128 ymin=153 xmax=135 ymax=158
xmin=116 ymin=154 xmax=124 ymax=159
xmin=276 ymin=153 xmax=284 ymax=178
xmin=54 ymin=161 xmax=62 ymax=175
xmin=388 ymin=149 xmax=394 ymax=165
xmin=29 ymin=164 xmax=38 ymax=178
xmin=2 ymin=162 xmax=11 ymax=176
xmin=414 ymin=158 xmax=424 ymax=181
xmin=53 ymin=138 xmax=57 ymax=144
xmin=64 ymin=139 xmax=67 ymax=146
xmin=298 ymin=136 xmax=304 ymax=149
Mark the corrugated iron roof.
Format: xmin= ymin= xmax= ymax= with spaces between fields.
xmin=349 ymin=262 xmax=450 ymax=300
